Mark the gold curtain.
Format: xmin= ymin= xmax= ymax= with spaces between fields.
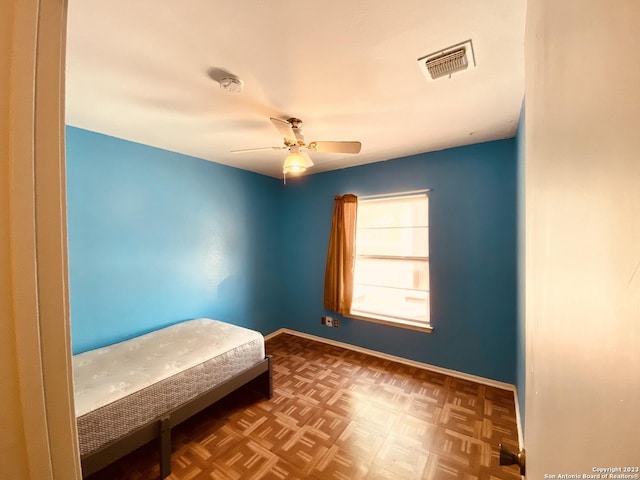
xmin=323 ymin=194 xmax=358 ymax=315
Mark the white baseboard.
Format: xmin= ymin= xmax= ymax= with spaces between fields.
xmin=512 ymin=388 xmax=524 ymax=447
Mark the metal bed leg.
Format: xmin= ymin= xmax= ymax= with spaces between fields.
xmin=246 ymin=355 xmax=273 ymax=399
xmin=266 ymin=355 xmax=273 ymax=399
xmin=160 ymin=416 xmax=172 ymax=478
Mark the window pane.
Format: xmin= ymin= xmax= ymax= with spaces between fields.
xmin=351 ymin=285 xmax=429 ymax=323
xmin=353 ymin=258 xmax=429 ymax=290
xmin=352 ymin=193 xmax=430 ymax=326
xmin=357 ymin=195 xmax=428 ymax=229
xmin=356 ymin=226 xmax=428 ymax=257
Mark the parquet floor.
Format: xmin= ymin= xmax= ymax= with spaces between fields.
xmin=86 ymin=333 xmax=522 ymax=480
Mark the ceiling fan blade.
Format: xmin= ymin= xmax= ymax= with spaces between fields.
xmin=308 ymin=141 xmax=362 ymax=154
xmin=230 ymin=146 xmax=284 ymax=153
xmin=301 ymin=151 xmax=314 ymax=168
xmin=270 ymin=117 xmax=296 ymax=143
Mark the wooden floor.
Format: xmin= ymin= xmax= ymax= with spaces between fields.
xmin=87 ymin=333 xmax=521 ymax=480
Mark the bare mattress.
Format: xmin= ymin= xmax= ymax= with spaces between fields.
xmin=73 ymin=318 xmax=265 ymax=457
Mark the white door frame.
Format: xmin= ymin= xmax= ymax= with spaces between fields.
xmin=10 ymin=0 xmax=80 ymax=478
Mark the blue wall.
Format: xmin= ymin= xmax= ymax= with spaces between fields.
xmin=516 ymin=104 xmax=526 ymax=424
xmin=66 ymin=127 xmax=283 ymax=353
xmin=66 ymin=128 xmax=518 ymax=385
xmin=280 ymin=140 xmax=518 ymax=383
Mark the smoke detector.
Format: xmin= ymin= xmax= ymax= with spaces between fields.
xmin=219 ymin=76 xmax=243 ymax=93
xmin=418 ymin=40 xmax=476 ymax=81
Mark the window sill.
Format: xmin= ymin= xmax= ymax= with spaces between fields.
xmin=346 ymin=312 xmax=433 ymax=333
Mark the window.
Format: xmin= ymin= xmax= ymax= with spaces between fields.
xmin=350 ymin=193 xmax=430 ymax=330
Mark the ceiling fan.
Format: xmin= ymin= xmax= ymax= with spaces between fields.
xmin=231 ymin=117 xmax=362 ymax=181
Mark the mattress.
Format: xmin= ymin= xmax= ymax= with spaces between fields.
xmin=74 ymin=318 xmax=265 ymax=456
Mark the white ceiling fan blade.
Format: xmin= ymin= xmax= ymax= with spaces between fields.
xmin=301 ymin=151 xmax=314 ymax=168
xmin=230 ymin=146 xmax=284 ymax=153
xmin=270 ymin=117 xmax=296 ymax=143
xmin=308 ymin=141 xmax=362 ymax=154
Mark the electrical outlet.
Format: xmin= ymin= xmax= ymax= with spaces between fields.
xmin=321 ymin=315 xmax=336 ymax=327
xmin=333 ymin=318 xmax=339 ymax=328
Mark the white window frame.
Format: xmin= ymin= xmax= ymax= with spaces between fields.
xmin=350 ymin=191 xmax=432 ymax=332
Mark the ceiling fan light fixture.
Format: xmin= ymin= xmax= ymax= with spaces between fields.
xmin=282 ymin=152 xmax=307 ymax=175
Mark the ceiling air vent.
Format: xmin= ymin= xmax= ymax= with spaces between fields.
xmin=418 ymin=40 xmax=476 ymax=81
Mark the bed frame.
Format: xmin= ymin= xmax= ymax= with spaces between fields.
xmin=80 ymin=355 xmax=272 ymax=478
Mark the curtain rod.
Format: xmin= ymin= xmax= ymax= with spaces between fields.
xmin=358 ymin=189 xmax=431 ymax=200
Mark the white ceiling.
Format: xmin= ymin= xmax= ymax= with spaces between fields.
xmin=65 ymin=1 xmax=525 ymax=179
